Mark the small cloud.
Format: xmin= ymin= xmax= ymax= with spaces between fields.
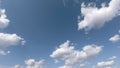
xmin=109 ymin=34 xmax=120 ymax=43
xmin=0 ymin=9 xmax=10 ymax=29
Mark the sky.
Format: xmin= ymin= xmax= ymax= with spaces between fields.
xmin=0 ymin=0 xmax=120 ymax=68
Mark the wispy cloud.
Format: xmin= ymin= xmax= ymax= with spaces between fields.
xmin=93 ymin=56 xmax=117 ymax=68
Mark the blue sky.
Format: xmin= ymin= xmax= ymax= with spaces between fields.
xmin=0 ymin=0 xmax=120 ymax=68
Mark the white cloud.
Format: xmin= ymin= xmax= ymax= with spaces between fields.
xmin=78 ymin=0 xmax=120 ymax=31
xmin=109 ymin=34 xmax=120 ymax=43
xmin=0 ymin=50 xmax=10 ymax=55
xmin=0 ymin=33 xmax=25 ymax=48
xmin=94 ymin=56 xmax=116 ymax=68
xmin=97 ymin=60 xmax=114 ymax=68
xmin=0 ymin=9 xmax=10 ymax=29
xmin=50 ymin=40 xmax=103 ymax=68
xmin=13 ymin=65 xmax=23 ymax=68
xmin=0 ymin=1 xmax=25 ymax=56
xmin=25 ymin=59 xmax=44 ymax=68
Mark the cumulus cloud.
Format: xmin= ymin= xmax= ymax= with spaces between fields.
xmin=78 ymin=0 xmax=120 ymax=31
xmin=0 ymin=33 xmax=25 ymax=55
xmin=0 ymin=33 xmax=25 ymax=48
xmin=0 ymin=9 xmax=10 ymax=29
xmin=0 ymin=50 xmax=10 ymax=55
xmin=109 ymin=34 xmax=120 ymax=43
xmin=50 ymin=40 xmax=103 ymax=68
xmin=25 ymin=59 xmax=44 ymax=68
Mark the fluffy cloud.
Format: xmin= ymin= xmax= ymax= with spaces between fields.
xmin=13 ymin=65 xmax=23 ymax=68
xmin=25 ymin=59 xmax=44 ymax=68
xmin=93 ymin=56 xmax=117 ymax=68
xmin=109 ymin=34 xmax=120 ymax=43
xmin=0 ymin=33 xmax=25 ymax=48
xmin=50 ymin=40 xmax=103 ymax=68
xmin=0 ymin=9 xmax=10 ymax=29
xmin=78 ymin=0 xmax=120 ymax=31
xmin=13 ymin=59 xmax=44 ymax=68
xmin=0 ymin=50 xmax=10 ymax=55
xmin=0 ymin=33 xmax=25 ymax=55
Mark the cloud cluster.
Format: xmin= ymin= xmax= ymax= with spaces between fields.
xmin=95 ymin=56 xmax=116 ymax=68
xmin=0 ymin=9 xmax=10 ymax=29
xmin=13 ymin=59 xmax=44 ymax=68
xmin=0 ymin=8 xmax=25 ymax=55
xmin=50 ymin=40 xmax=103 ymax=68
xmin=78 ymin=0 xmax=120 ymax=31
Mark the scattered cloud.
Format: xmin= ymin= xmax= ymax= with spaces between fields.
xmin=0 ymin=9 xmax=10 ymax=29
xmin=109 ymin=34 xmax=120 ymax=43
xmin=78 ymin=0 xmax=120 ymax=31
xmin=96 ymin=56 xmax=116 ymax=68
xmin=25 ymin=59 xmax=44 ymax=68
xmin=50 ymin=40 xmax=103 ymax=68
